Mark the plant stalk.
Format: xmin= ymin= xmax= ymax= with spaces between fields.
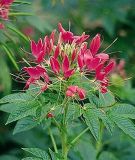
xmin=48 ymin=127 xmax=58 ymax=153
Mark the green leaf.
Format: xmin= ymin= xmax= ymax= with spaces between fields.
xmin=49 ymin=149 xmax=63 ymax=160
xmin=93 ymin=108 xmax=114 ymax=133
xmin=83 ymin=107 xmax=100 ymax=140
xmin=6 ymin=101 xmax=39 ymax=124
xmin=111 ymin=115 xmax=135 ymax=139
xmin=13 ymin=116 xmax=39 ymax=135
xmin=98 ymin=151 xmax=118 ymax=160
xmin=2 ymin=45 xmax=19 ymax=71
xmin=66 ymin=103 xmax=81 ymax=122
xmin=7 ymin=26 xmax=29 ymax=42
xmin=99 ymin=91 xmax=115 ymax=108
xmin=110 ymin=104 xmax=135 ymax=119
xmin=22 ymin=148 xmax=51 ymax=160
xmin=22 ymin=158 xmax=42 ymax=160
xmin=0 ymin=56 xmax=11 ymax=95
xmin=88 ymin=93 xmax=101 ymax=107
xmin=0 ymin=103 xmax=20 ymax=113
xmin=0 ymin=93 xmax=33 ymax=104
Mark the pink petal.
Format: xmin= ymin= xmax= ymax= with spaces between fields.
xmin=77 ymin=88 xmax=86 ymax=100
xmin=62 ymin=55 xmax=70 ymax=73
xmin=24 ymin=77 xmax=35 ymax=89
xmin=64 ymin=69 xmax=75 ymax=78
xmin=71 ymin=49 xmax=77 ymax=62
xmin=73 ymin=33 xmax=90 ymax=44
xmin=87 ymin=58 xmax=100 ymax=70
xmin=66 ymin=90 xmax=75 ymax=98
xmin=100 ymin=86 xmax=108 ymax=94
xmin=58 ymin=23 xmax=65 ymax=33
xmin=23 ymin=67 xmax=40 ymax=79
xmin=31 ymin=40 xmax=37 ymax=56
xmin=50 ymin=57 xmax=60 ymax=74
xmin=37 ymin=38 xmax=43 ymax=52
xmin=90 ymin=34 xmax=101 ymax=55
xmin=77 ymin=54 xmax=84 ymax=71
xmin=104 ymin=61 xmax=115 ymax=75
xmin=67 ymin=85 xmax=78 ymax=93
xmin=54 ymin=44 xmax=60 ymax=59
xmin=50 ymin=30 xmax=56 ymax=43
xmin=96 ymin=53 xmax=109 ymax=60
xmin=96 ymin=71 xmax=106 ymax=81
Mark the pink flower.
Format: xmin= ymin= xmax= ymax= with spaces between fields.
xmin=73 ymin=32 xmax=89 ymax=45
xmin=58 ymin=23 xmax=74 ymax=43
xmin=66 ymin=86 xmax=86 ymax=100
xmin=90 ymin=34 xmax=101 ymax=55
xmin=23 ymin=65 xmax=49 ymax=89
xmin=30 ymin=39 xmax=46 ymax=63
xmin=95 ymin=61 xmax=115 ymax=93
xmin=50 ymin=57 xmax=60 ymax=74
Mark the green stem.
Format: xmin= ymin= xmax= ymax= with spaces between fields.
xmin=61 ymin=124 xmax=68 ymax=160
xmin=48 ymin=127 xmax=58 ymax=153
xmin=69 ymin=127 xmax=89 ymax=148
xmin=61 ymin=98 xmax=69 ymax=160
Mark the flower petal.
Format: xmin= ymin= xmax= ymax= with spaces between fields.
xmin=90 ymin=34 xmax=101 ymax=55
xmin=50 ymin=57 xmax=60 ymax=74
xmin=62 ymin=55 xmax=70 ymax=73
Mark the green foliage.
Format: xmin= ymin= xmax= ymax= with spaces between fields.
xmin=98 ymin=151 xmax=118 ymax=160
xmin=83 ymin=106 xmax=100 ymax=140
xmin=13 ymin=116 xmax=39 ymax=134
xmin=0 ymin=56 xmax=11 ymax=95
xmin=22 ymin=148 xmax=51 ymax=160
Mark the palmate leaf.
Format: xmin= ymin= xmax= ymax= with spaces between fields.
xmin=22 ymin=148 xmax=51 ymax=160
xmin=65 ymin=103 xmax=82 ymax=123
xmin=6 ymin=101 xmax=39 ymax=124
xmin=110 ymin=103 xmax=135 ymax=119
xmin=93 ymin=108 xmax=114 ymax=134
xmin=88 ymin=93 xmax=102 ymax=108
xmin=0 ymin=92 xmax=33 ymax=104
xmin=13 ymin=116 xmax=39 ymax=135
xmin=83 ymin=106 xmax=100 ymax=140
xmin=99 ymin=91 xmax=116 ymax=108
xmin=0 ymin=103 xmax=20 ymax=113
xmin=110 ymin=114 xmax=135 ymax=139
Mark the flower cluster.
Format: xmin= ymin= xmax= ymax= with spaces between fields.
xmin=23 ymin=23 xmax=115 ymax=100
xmin=66 ymin=86 xmax=86 ymax=100
xmin=0 ymin=0 xmax=14 ymax=29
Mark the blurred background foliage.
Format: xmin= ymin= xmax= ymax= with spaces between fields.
xmin=0 ymin=0 xmax=135 ymax=159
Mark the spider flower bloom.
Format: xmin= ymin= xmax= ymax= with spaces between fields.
xmin=23 ymin=65 xmax=49 ymax=89
xmin=23 ymin=23 xmax=116 ymax=94
xmin=66 ymin=86 xmax=86 ymax=100
xmin=96 ymin=61 xmax=115 ymax=93
xmin=31 ymin=39 xmax=46 ymax=63
xmin=58 ymin=23 xmax=74 ymax=43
